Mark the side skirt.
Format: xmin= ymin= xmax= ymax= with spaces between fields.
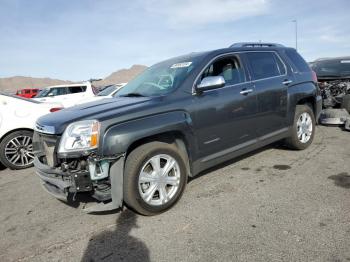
xmin=192 ymin=127 xmax=290 ymax=175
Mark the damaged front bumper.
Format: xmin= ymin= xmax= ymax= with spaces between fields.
xmin=34 ymin=154 xmax=125 ymax=213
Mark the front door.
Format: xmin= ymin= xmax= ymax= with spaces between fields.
xmin=192 ymin=54 xmax=258 ymax=160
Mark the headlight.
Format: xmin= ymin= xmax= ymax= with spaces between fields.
xmin=58 ymin=120 xmax=100 ymax=153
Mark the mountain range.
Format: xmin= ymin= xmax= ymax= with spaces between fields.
xmin=0 ymin=65 xmax=147 ymax=93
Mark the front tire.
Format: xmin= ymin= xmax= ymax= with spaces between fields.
xmin=0 ymin=130 xmax=34 ymax=170
xmin=285 ymin=104 xmax=316 ymax=150
xmin=123 ymin=141 xmax=188 ymax=216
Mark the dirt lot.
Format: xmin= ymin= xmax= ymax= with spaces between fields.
xmin=0 ymin=126 xmax=349 ymax=262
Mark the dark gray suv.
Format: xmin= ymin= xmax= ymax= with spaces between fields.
xmin=33 ymin=42 xmax=322 ymax=215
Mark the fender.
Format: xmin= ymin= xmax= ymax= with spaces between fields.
xmin=286 ymin=82 xmax=318 ymax=126
xmin=100 ymin=110 xmax=196 ymax=157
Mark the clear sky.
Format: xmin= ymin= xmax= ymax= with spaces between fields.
xmin=0 ymin=0 xmax=349 ymax=81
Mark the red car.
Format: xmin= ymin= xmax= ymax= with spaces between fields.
xmin=16 ymin=88 xmax=40 ymax=98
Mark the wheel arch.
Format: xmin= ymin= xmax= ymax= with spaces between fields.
xmin=125 ymin=130 xmax=193 ymax=177
xmin=296 ymin=96 xmax=316 ymax=116
xmin=0 ymin=128 xmax=34 ymax=144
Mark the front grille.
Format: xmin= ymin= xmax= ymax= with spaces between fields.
xmin=33 ymin=132 xmax=60 ymax=167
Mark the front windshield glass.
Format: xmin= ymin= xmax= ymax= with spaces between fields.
xmin=116 ymin=55 xmax=202 ymax=97
xmin=312 ymin=59 xmax=350 ymax=77
xmin=35 ymin=88 xmax=50 ymax=98
xmin=97 ymin=85 xmax=117 ymax=96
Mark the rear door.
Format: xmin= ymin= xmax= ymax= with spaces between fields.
xmin=243 ymin=51 xmax=290 ymax=138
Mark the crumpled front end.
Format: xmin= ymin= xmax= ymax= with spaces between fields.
xmin=33 ymin=131 xmax=124 ymax=213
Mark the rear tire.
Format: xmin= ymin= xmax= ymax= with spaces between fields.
xmin=123 ymin=141 xmax=188 ymax=216
xmin=285 ymin=104 xmax=315 ymax=150
xmin=0 ymin=130 xmax=34 ymax=170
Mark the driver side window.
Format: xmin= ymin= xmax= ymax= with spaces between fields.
xmin=201 ymin=55 xmax=246 ymax=86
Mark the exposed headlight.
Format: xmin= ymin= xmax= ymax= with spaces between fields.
xmin=58 ymin=120 xmax=100 ymax=153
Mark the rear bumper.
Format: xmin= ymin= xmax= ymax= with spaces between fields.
xmin=34 ymin=157 xmax=93 ymax=202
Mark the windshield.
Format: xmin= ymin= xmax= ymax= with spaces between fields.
xmin=97 ymin=85 xmax=118 ymax=96
xmin=311 ymin=59 xmax=350 ymax=77
xmin=116 ymin=55 xmax=202 ymax=97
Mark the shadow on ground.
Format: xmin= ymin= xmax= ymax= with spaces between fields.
xmin=328 ymin=172 xmax=350 ymax=188
xmin=81 ymin=210 xmax=150 ymax=262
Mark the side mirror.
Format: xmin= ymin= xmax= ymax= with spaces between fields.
xmin=196 ymin=76 xmax=225 ymax=93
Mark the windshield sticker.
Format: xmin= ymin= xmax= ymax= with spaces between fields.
xmin=170 ymin=62 xmax=192 ymax=69
xmin=340 ymin=60 xmax=350 ymax=64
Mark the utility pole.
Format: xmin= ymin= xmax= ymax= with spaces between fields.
xmin=292 ymin=19 xmax=298 ymax=50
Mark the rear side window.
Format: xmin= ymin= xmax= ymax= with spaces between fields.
xmin=201 ymin=55 xmax=246 ymax=86
xmin=284 ymin=49 xmax=310 ymax=73
xmin=246 ymin=52 xmax=286 ymax=80
xmin=68 ymin=86 xmax=87 ymax=94
xmin=48 ymin=88 xmax=67 ymax=96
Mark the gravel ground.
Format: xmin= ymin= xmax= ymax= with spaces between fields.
xmin=0 ymin=126 xmax=349 ymax=262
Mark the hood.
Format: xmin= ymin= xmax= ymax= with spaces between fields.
xmin=36 ymin=96 xmax=153 ymax=134
xmin=317 ymin=75 xmax=350 ymax=82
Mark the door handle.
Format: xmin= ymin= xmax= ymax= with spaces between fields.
xmin=240 ymin=89 xmax=253 ymax=95
xmin=282 ymin=79 xmax=293 ymax=85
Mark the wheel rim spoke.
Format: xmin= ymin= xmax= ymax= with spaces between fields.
xmin=164 ymin=176 xmax=180 ymax=186
xmin=158 ymin=185 xmax=168 ymax=203
xmin=139 ymin=172 xmax=158 ymax=183
xmin=143 ymin=183 xmax=158 ymax=202
xmin=161 ymin=158 xmax=175 ymax=176
xmin=149 ymin=156 xmax=161 ymax=174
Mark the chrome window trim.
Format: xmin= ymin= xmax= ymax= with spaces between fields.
xmin=192 ymin=50 xmax=288 ymax=94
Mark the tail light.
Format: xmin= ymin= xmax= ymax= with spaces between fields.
xmin=50 ymin=107 xmax=63 ymax=112
xmin=311 ymin=70 xmax=318 ymax=83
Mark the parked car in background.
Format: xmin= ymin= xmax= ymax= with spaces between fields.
xmin=75 ymin=83 xmax=127 ymax=105
xmin=33 ymin=82 xmax=98 ymax=107
xmin=0 ymin=93 xmax=62 ymax=169
xmin=16 ymin=88 xmax=40 ymax=98
xmin=310 ymin=56 xmax=350 ymax=110
xmin=34 ymin=43 xmax=322 ymax=215
xmin=311 ymin=56 xmax=350 ymax=125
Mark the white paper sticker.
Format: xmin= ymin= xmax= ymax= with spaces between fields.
xmin=340 ymin=60 xmax=350 ymax=63
xmin=170 ymin=62 xmax=192 ymax=69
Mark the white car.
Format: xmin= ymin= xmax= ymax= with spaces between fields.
xmin=75 ymin=83 xmax=126 ymax=105
xmin=33 ymin=82 xmax=98 ymax=107
xmin=0 ymin=94 xmax=62 ymax=169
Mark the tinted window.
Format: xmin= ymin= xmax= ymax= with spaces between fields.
xmin=25 ymin=90 xmax=30 ymax=94
xmin=201 ymin=56 xmax=245 ymax=86
xmin=246 ymin=52 xmax=285 ymax=80
xmin=284 ymin=49 xmax=310 ymax=73
xmin=48 ymin=88 xmax=66 ymax=96
xmin=68 ymin=86 xmax=86 ymax=94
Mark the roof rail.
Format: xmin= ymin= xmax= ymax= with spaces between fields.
xmin=230 ymin=42 xmax=284 ymax=48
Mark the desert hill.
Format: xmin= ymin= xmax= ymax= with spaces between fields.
xmin=0 ymin=64 xmax=147 ymax=94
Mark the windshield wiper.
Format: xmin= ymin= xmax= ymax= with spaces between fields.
xmin=120 ymin=93 xmax=146 ymax=97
